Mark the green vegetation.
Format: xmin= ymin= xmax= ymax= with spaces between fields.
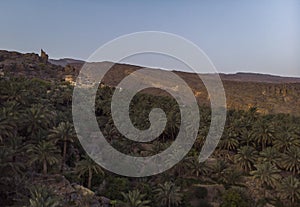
xmin=0 ymin=76 xmax=299 ymax=206
xmin=27 ymin=185 xmax=61 ymax=207
xmin=119 ymin=190 xmax=150 ymax=207
xmin=221 ymin=188 xmax=249 ymax=207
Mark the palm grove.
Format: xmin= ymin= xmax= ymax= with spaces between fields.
xmin=0 ymin=76 xmax=299 ymax=207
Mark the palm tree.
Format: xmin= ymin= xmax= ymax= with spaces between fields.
xmin=48 ymin=122 xmax=76 ymax=172
xmin=258 ymin=147 xmax=281 ymax=166
xmin=239 ymin=129 xmax=254 ymax=147
xmin=0 ymin=146 xmax=24 ymax=177
xmin=234 ymin=146 xmax=258 ymax=173
xmin=218 ymin=131 xmax=239 ymax=151
xmin=186 ymin=156 xmax=210 ymax=178
xmin=221 ymin=168 xmax=244 ymax=188
xmin=28 ymin=185 xmax=61 ymax=207
xmin=24 ymin=104 xmax=55 ymax=139
xmin=48 ymin=84 xmax=73 ymax=109
xmin=26 ymin=141 xmax=60 ymax=175
xmin=252 ymin=120 xmax=275 ymax=150
xmin=273 ymin=134 xmax=300 ymax=153
xmin=75 ymin=155 xmax=104 ymax=189
xmin=280 ymin=146 xmax=300 ymax=174
xmin=1 ymin=81 xmax=27 ymax=104
xmin=154 ymin=181 xmax=182 ymax=207
xmin=1 ymin=100 xmax=22 ymax=118
xmin=119 ymin=190 xmax=150 ymax=207
xmin=250 ymin=162 xmax=281 ymax=195
xmin=248 ymin=106 xmax=259 ymax=120
xmin=0 ymin=107 xmax=16 ymax=142
xmin=166 ymin=147 xmax=189 ymax=177
xmin=278 ymin=176 xmax=300 ymax=207
xmin=211 ymin=159 xmax=229 ymax=183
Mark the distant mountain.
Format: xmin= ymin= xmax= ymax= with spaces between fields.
xmin=48 ymin=55 xmax=300 ymax=84
xmin=219 ymin=72 xmax=300 ymax=84
xmin=49 ymin=58 xmax=85 ymax=67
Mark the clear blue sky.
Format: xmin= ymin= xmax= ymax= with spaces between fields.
xmin=0 ymin=0 xmax=299 ymax=77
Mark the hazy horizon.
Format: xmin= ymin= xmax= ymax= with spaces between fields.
xmin=0 ymin=0 xmax=299 ymax=77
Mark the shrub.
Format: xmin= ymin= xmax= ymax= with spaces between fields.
xmin=102 ymin=176 xmax=130 ymax=200
xmin=221 ymin=188 xmax=250 ymax=207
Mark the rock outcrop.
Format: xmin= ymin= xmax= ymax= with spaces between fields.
xmin=40 ymin=49 xmax=49 ymax=63
xmin=31 ymin=174 xmax=110 ymax=207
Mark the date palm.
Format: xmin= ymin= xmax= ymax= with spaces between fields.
xmin=258 ymin=147 xmax=281 ymax=166
xmin=26 ymin=141 xmax=60 ymax=175
xmin=119 ymin=190 xmax=150 ymax=207
xmin=166 ymin=147 xmax=189 ymax=176
xmin=239 ymin=129 xmax=254 ymax=147
xmin=28 ymin=185 xmax=61 ymax=207
xmin=48 ymin=84 xmax=73 ymax=109
xmin=1 ymin=81 xmax=27 ymax=104
xmin=246 ymin=106 xmax=259 ymax=123
xmin=221 ymin=168 xmax=243 ymax=188
xmin=250 ymin=162 xmax=281 ymax=193
xmin=273 ymin=134 xmax=300 ymax=152
xmin=186 ymin=156 xmax=210 ymax=177
xmin=0 ymin=146 xmax=24 ymax=177
xmin=211 ymin=159 xmax=229 ymax=182
xmin=280 ymin=146 xmax=300 ymax=174
xmin=234 ymin=146 xmax=258 ymax=173
xmin=278 ymin=176 xmax=300 ymax=207
xmin=252 ymin=120 xmax=275 ymax=150
xmin=3 ymin=134 xmax=23 ymax=165
xmin=218 ymin=131 xmax=239 ymax=151
xmin=75 ymin=155 xmax=104 ymax=189
xmin=1 ymin=101 xmax=22 ymax=119
xmin=24 ymin=104 xmax=55 ymax=139
xmin=154 ymin=181 xmax=182 ymax=207
xmin=0 ymin=108 xmax=16 ymax=142
xmin=48 ymin=122 xmax=76 ymax=172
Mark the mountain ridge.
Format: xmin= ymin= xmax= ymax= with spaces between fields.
xmin=1 ymin=49 xmax=300 ymax=115
xmin=49 ymin=57 xmax=300 ymax=84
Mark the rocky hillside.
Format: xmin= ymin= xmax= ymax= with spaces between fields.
xmin=0 ymin=50 xmax=66 ymax=80
xmin=66 ymin=61 xmax=300 ymax=116
xmin=1 ymin=50 xmax=300 ymax=116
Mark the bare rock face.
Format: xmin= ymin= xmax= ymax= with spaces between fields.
xmin=31 ymin=174 xmax=110 ymax=207
xmin=40 ymin=49 xmax=49 ymax=63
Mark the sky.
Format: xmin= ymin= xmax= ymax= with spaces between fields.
xmin=0 ymin=0 xmax=299 ymax=77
